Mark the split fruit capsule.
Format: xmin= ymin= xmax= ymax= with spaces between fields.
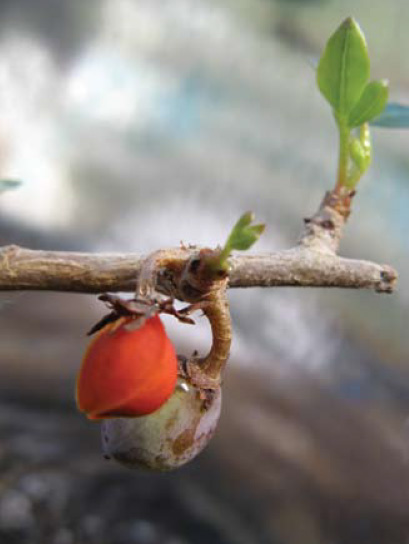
xmin=77 ymin=314 xmax=221 ymax=471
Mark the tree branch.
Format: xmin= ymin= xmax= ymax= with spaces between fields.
xmin=0 ymin=244 xmax=397 ymax=294
xmin=0 ymin=190 xmax=398 ymax=296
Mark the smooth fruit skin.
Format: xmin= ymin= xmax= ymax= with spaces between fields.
xmin=101 ymin=377 xmax=222 ymax=471
xmin=76 ymin=315 xmax=178 ymax=420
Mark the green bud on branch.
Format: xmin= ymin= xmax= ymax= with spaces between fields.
xmin=211 ymin=212 xmax=265 ymax=273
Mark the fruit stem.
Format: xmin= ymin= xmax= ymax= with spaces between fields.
xmin=198 ymin=283 xmax=231 ymax=381
xmin=136 ymin=249 xmax=233 ymax=388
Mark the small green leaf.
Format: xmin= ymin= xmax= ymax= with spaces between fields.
xmin=0 ymin=179 xmax=21 ymax=193
xmin=348 ymin=80 xmax=389 ymax=127
xmin=232 ymin=211 xmax=253 ymax=231
xmin=226 ymin=212 xmax=265 ymax=252
xmin=228 ymin=225 xmax=265 ymax=251
xmin=371 ymin=102 xmax=409 ymax=128
xmin=317 ymin=17 xmax=370 ymax=117
xmin=211 ymin=212 xmax=265 ymax=272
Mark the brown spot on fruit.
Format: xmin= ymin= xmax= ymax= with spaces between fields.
xmin=172 ymin=426 xmax=196 ymax=456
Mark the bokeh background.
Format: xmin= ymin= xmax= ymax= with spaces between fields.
xmin=0 ymin=1 xmax=409 ymax=543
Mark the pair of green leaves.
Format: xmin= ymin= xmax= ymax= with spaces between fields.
xmin=317 ymin=17 xmax=388 ymax=128
xmin=211 ymin=212 xmax=265 ymax=272
xmin=224 ymin=212 xmax=265 ymax=253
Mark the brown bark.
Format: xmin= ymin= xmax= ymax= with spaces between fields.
xmin=0 ymin=244 xmax=396 ymax=294
xmin=0 ymin=190 xmax=398 ymax=295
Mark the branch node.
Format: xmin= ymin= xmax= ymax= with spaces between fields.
xmin=376 ymin=266 xmax=398 ymax=293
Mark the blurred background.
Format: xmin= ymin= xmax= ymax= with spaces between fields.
xmin=0 ymin=0 xmax=409 ymax=542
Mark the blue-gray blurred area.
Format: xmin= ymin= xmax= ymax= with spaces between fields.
xmin=0 ymin=0 xmax=409 ymax=543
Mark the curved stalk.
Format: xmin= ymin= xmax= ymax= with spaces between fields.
xmin=198 ymin=283 xmax=232 ymax=381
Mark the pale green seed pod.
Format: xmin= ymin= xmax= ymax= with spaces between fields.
xmin=101 ymin=377 xmax=222 ymax=471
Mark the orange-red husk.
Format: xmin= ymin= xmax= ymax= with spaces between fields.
xmin=76 ymin=315 xmax=178 ymax=420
